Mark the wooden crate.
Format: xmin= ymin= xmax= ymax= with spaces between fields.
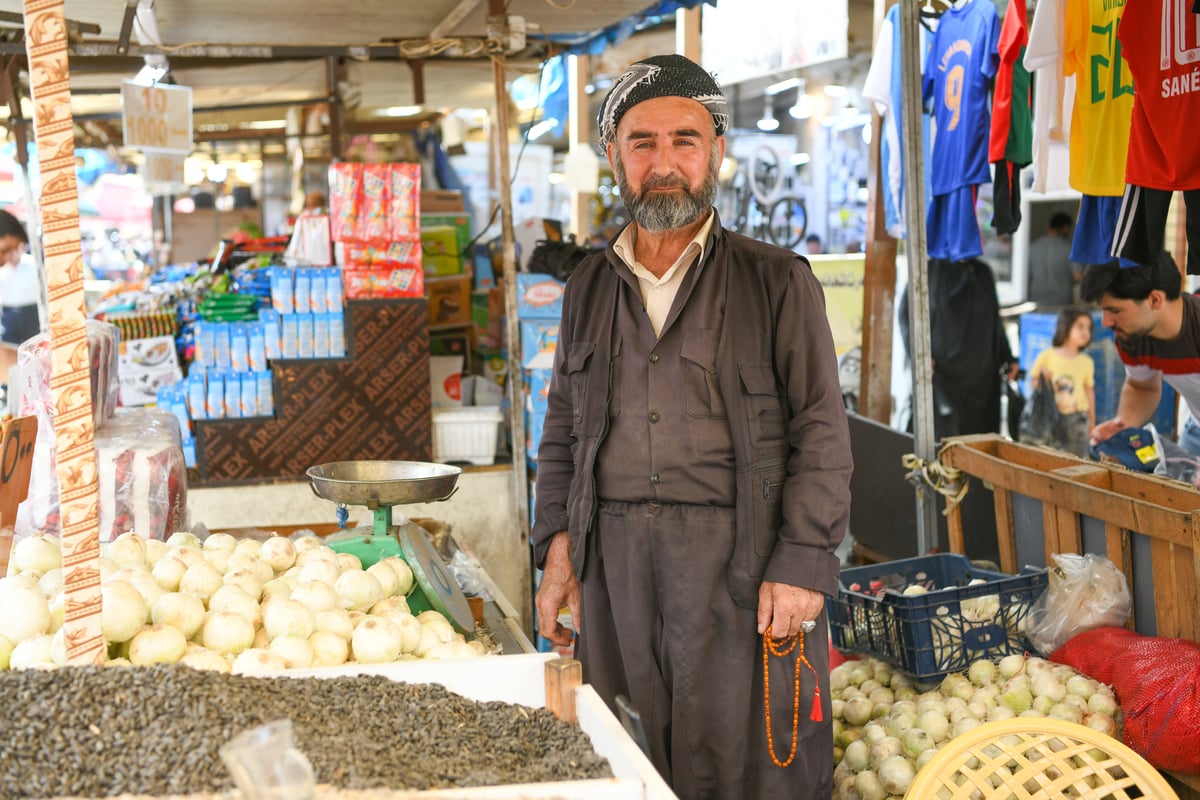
xmin=937 ymin=434 xmax=1200 ymax=796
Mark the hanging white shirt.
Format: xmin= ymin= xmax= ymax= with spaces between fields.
xmin=612 ymin=210 xmax=716 ymax=338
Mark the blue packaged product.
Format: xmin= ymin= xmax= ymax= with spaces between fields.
xmin=256 ymin=370 xmax=275 ymax=416
xmin=187 ymin=371 xmax=207 ymax=421
xmin=230 ymin=323 xmax=249 ymax=372
xmin=297 ymin=313 xmax=314 ymax=359
xmin=313 ymin=313 xmax=330 ymax=358
xmin=326 ymin=267 xmax=344 ymax=313
xmin=271 ymin=267 xmax=294 ymax=314
xmin=260 ymin=309 xmax=282 ymax=360
xmin=195 ymin=321 xmax=215 ymax=367
xmin=294 ymin=268 xmax=312 ymax=314
xmin=206 ymin=371 xmax=224 ymax=419
xmin=181 ymin=438 xmax=197 ymax=469
xmin=214 ymin=322 xmax=232 ymax=370
xmin=281 ymin=314 xmax=299 ymax=359
xmin=309 ymin=269 xmax=326 ymax=315
xmin=224 ymin=370 xmax=242 ymax=418
xmin=248 ymin=321 xmax=267 ymax=371
xmin=240 ymin=372 xmax=258 ymax=418
xmin=329 ymin=312 xmax=346 ymax=357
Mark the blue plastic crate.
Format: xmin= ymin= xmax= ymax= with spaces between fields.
xmin=828 ymin=554 xmax=1048 ymax=680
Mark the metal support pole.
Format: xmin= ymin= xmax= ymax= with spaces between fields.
xmin=898 ymin=1 xmax=937 ymax=553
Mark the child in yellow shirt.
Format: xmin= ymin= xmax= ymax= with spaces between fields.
xmin=1029 ymin=309 xmax=1096 ymax=457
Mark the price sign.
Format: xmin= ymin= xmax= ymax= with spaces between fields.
xmin=121 ymin=81 xmax=193 ymax=153
xmin=0 ymin=415 xmax=37 ymax=576
xmin=143 ymin=151 xmax=187 ymax=195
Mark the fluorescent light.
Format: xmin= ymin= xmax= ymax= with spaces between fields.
xmin=824 ymin=84 xmax=848 ymax=97
xmin=527 ymin=118 xmax=558 ymax=140
xmin=548 ymin=172 xmax=565 ymax=184
xmin=238 ymin=119 xmax=286 ymax=130
xmin=790 ymin=152 xmax=811 ymax=166
xmin=765 ymin=77 xmax=802 ymax=96
xmin=789 ymin=93 xmax=815 ymax=120
xmin=377 ymin=106 xmax=424 ymax=117
xmin=132 ymin=63 xmax=168 ymax=86
xmin=756 ymin=104 xmax=779 ymax=132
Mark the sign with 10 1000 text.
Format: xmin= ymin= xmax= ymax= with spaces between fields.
xmin=121 ymin=81 xmax=193 ymax=153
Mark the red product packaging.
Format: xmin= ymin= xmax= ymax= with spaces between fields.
xmin=356 ymin=164 xmax=391 ymax=243
xmin=389 ymin=162 xmax=421 ymax=240
xmin=343 ymin=268 xmax=425 ymax=299
xmin=328 ymin=163 xmax=362 ymax=242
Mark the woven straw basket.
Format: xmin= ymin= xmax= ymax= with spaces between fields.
xmin=904 ymin=717 xmax=1180 ymax=800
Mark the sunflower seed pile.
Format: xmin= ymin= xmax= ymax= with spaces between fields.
xmin=0 ymin=666 xmax=611 ymax=798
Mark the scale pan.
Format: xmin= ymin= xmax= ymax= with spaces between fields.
xmin=307 ymin=461 xmax=462 ymax=509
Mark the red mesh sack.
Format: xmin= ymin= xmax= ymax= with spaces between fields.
xmin=1053 ymin=626 xmax=1200 ymax=773
xmin=1049 ymin=625 xmax=1140 ymax=685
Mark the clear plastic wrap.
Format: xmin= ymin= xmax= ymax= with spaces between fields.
xmin=1027 ymin=552 xmax=1133 ymax=655
xmin=16 ymin=407 xmax=188 ymax=542
xmin=16 ymin=319 xmax=120 ymax=428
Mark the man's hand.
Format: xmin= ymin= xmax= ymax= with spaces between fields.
xmin=757 ymin=581 xmax=825 ymax=640
xmin=535 ymin=532 xmax=581 ymax=647
xmin=1090 ymin=416 xmax=1127 ymax=446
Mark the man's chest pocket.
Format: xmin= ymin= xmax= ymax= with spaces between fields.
xmin=680 ymin=330 xmax=727 ymax=419
xmin=739 ymin=362 xmax=787 ymax=446
xmin=566 ymin=341 xmax=598 ymax=431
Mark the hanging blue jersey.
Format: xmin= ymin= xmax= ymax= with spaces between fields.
xmin=865 ymin=5 xmax=935 ymax=238
xmin=922 ymin=0 xmax=1000 ymax=197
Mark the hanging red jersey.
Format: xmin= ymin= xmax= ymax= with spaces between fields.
xmin=1118 ymin=0 xmax=1200 ymax=191
xmin=989 ymin=0 xmax=1033 ymax=166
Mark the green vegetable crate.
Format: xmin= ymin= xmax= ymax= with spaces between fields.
xmin=828 ymin=553 xmax=1048 ymax=680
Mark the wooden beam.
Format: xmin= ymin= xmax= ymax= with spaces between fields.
xmin=409 ymin=58 xmax=426 ymax=106
xmin=675 ymin=6 xmax=701 ymax=62
xmin=566 ymin=53 xmax=590 ymax=240
xmin=115 ymin=2 xmax=136 ymax=55
xmin=428 ymin=0 xmax=485 ymax=42
xmin=326 ymin=56 xmax=343 ymax=160
xmin=860 ymin=108 xmax=896 ymax=423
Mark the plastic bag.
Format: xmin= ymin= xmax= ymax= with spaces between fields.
xmin=1027 ymin=552 xmax=1132 ymax=655
xmin=1018 ymin=378 xmax=1060 ymax=445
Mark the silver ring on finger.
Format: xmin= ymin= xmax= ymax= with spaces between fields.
xmin=800 ymin=619 xmax=816 ymax=633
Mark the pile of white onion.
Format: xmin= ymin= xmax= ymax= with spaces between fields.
xmin=830 ymin=654 xmax=1121 ymax=800
xmin=0 ymin=530 xmax=487 ymax=673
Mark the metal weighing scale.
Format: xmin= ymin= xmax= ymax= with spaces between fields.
xmin=306 ymin=460 xmax=476 ymax=635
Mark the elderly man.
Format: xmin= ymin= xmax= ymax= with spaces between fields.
xmin=531 ymin=54 xmax=852 ymax=800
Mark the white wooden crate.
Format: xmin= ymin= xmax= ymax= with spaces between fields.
xmin=284 ymin=653 xmax=679 ymax=800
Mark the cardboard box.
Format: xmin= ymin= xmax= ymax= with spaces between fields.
xmin=429 ymin=354 xmax=464 ymax=409
xmin=420 ymin=225 xmax=465 ymax=276
xmin=421 ymin=213 xmax=472 ymax=255
xmin=420 ymin=190 xmax=466 ymax=214
xmin=430 ymin=325 xmax=476 ymax=374
xmin=477 ymin=347 xmax=508 ymax=388
xmin=426 ymin=274 xmax=473 ymax=328
xmin=526 ymin=366 xmax=553 ymax=414
xmin=515 ymin=273 xmax=565 ymax=320
xmin=520 ymin=319 xmax=559 ymax=369
xmin=471 ymin=287 xmax=504 ymax=349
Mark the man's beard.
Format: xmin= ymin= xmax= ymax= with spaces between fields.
xmin=614 ymin=146 xmax=719 ymax=233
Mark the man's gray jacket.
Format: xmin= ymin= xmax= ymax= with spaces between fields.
xmin=531 ymin=218 xmax=853 ymax=607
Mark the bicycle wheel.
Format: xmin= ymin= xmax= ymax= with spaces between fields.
xmin=749 ymin=146 xmax=785 ymax=206
xmin=766 ymin=195 xmax=808 ymax=250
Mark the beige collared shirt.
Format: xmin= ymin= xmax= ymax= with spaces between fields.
xmin=612 ymin=210 xmax=716 ymax=337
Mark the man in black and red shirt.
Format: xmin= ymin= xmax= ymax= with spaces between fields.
xmin=1081 ymin=255 xmax=1200 ymax=455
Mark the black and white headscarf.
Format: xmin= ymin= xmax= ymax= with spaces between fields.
xmin=596 ymin=54 xmax=729 ymax=146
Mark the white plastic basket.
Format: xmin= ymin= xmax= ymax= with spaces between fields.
xmin=433 ymin=405 xmax=504 ymax=465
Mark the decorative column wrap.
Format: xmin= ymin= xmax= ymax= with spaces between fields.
xmin=23 ymin=0 xmax=104 ymax=665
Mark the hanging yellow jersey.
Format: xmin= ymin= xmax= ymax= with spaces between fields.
xmin=1063 ymin=0 xmax=1134 ymax=196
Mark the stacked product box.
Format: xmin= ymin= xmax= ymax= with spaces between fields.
xmin=188 ymin=318 xmax=276 ymax=422
xmin=263 ymin=266 xmax=347 ymax=360
xmin=516 ymin=273 xmax=565 ymax=478
xmin=331 ymin=162 xmax=425 ymax=299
